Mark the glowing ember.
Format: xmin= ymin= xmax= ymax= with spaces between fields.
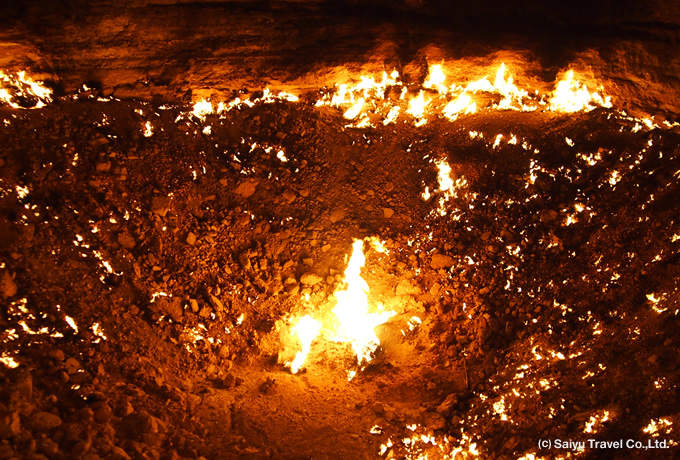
xmin=143 ymin=121 xmax=154 ymax=137
xmin=331 ymin=239 xmax=395 ymax=365
xmin=289 ymin=315 xmax=322 ymax=374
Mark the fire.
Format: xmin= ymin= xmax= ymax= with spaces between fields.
xmin=289 ymin=315 xmax=322 ymax=374
xmin=284 ymin=238 xmax=395 ymax=375
xmin=315 ymin=62 xmax=613 ymax=126
xmin=0 ymin=70 xmax=52 ymax=109
xmin=550 ymin=70 xmax=612 ymax=112
xmin=406 ymin=91 xmax=429 ymax=125
xmin=423 ymin=64 xmax=447 ymax=95
xmin=331 ymin=239 xmax=395 ymax=365
xmin=431 ymin=158 xmax=468 ymax=216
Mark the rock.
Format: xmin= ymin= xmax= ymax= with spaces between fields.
xmin=189 ymin=299 xmax=199 ymax=313
xmin=329 ymin=209 xmax=346 ymax=223
xmin=0 ymin=411 xmax=20 ymax=438
xmin=436 ymin=393 xmax=458 ymax=416
xmin=234 ymin=179 xmax=258 ymax=198
xmin=31 ymin=411 xmax=62 ymax=431
xmin=96 ymin=162 xmax=111 ymax=172
xmin=382 ymin=208 xmax=394 ymax=218
xmin=299 ymin=189 xmax=310 ymax=197
xmin=423 ymin=411 xmax=447 ymax=430
xmin=282 ymin=192 xmax=296 ymax=203
xmin=0 ymin=272 xmax=17 ymax=299
xmin=208 ymin=294 xmax=224 ymax=312
xmin=94 ymin=403 xmax=113 ymax=423
xmin=117 ymin=233 xmax=136 ymax=249
xmin=46 ymin=349 xmax=64 ymax=362
xmin=37 ymin=437 xmax=59 ymax=457
xmin=430 ymin=282 xmax=441 ymax=296
xmin=185 ymin=232 xmax=197 ymax=245
xmin=373 ymin=402 xmax=385 ymax=416
xmin=110 ymin=447 xmax=132 ymax=460
xmin=158 ymin=297 xmax=183 ymax=322
xmin=150 ymin=196 xmax=171 ymax=217
xmin=395 ymin=279 xmax=421 ymax=296
xmin=539 ymin=209 xmax=558 ymax=224
xmin=64 ymin=357 xmax=81 ymax=374
xmin=300 ymin=273 xmax=323 ymax=286
xmin=430 ymin=254 xmax=455 ymax=270
xmin=302 ymin=258 xmax=314 ymax=266
xmin=121 ymin=411 xmax=160 ymax=439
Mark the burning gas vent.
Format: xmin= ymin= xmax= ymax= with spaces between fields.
xmin=1 ymin=1 xmax=680 ymax=459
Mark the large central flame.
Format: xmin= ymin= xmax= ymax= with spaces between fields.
xmin=331 ymin=239 xmax=395 ymax=366
xmin=285 ymin=238 xmax=395 ymax=375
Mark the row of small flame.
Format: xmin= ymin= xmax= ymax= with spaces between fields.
xmin=1 ymin=63 xmax=612 ymax=128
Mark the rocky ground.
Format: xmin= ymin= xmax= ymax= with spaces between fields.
xmin=1 ymin=90 xmax=680 ymax=459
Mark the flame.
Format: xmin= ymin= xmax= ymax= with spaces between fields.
xmin=332 ymin=239 xmax=395 ymax=365
xmin=289 ymin=315 xmax=322 ymax=373
xmin=432 ymin=159 xmax=468 ymax=216
xmin=0 ymin=70 xmax=52 ymax=109
xmin=284 ymin=238 xmax=395 ymax=374
xmin=315 ymin=62 xmax=613 ymax=127
xmin=423 ymin=64 xmax=447 ymax=95
xmin=192 ymin=99 xmax=213 ymax=121
xmin=550 ymin=70 xmax=612 ymax=112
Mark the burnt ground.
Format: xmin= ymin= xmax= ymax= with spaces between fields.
xmin=1 ymin=94 xmax=680 ymax=459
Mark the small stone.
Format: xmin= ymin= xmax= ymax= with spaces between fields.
xmin=96 ymin=162 xmax=111 ymax=172
xmin=189 ymin=299 xmax=199 ymax=313
xmin=31 ymin=411 xmax=62 ymax=432
xmin=321 ymin=244 xmax=331 ymax=252
xmin=430 ymin=254 xmax=455 ymax=270
xmin=299 ymin=189 xmax=310 ymax=197
xmin=395 ymin=279 xmax=421 ymax=296
xmin=480 ymin=231 xmax=492 ymax=241
xmin=94 ymin=403 xmax=113 ymax=423
xmin=64 ymin=357 xmax=81 ymax=374
xmin=117 ymin=233 xmax=136 ymax=249
xmin=383 ymin=208 xmax=394 ymax=218
xmin=37 ymin=437 xmax=59 ymax=456
xmin=0 ymin=272 xmax=17 ymax=299
xmin=208 ymin=294 xmax=224 ymax=312
xmin=329 ymin=209 xmax=346 ymax=223
xmin=539 ymin=209 xmax=558 ymax=224
xmin=423 ymin=411 xmax=446 ymax=430
xmin=283 ymin=192 xmax=296 ymax=203
xmin=48 ymin=349 xmax=65 ymax=361
xmin=300 ymin=273 xmax=323 ymax=286
xmin=218 ymin=345 xmax=230 ymax=358
xmin=158 ymin=297 xmax=183 ymax=322
xmin=222 ymin=373 xmax=236 ymax=388
xmin=234 ymin=179 xmax=259 ymax=198
xmin=302 ymin=258 xmax=314 ymax=266
xmin=186 ymin=232 xmax=197 ymax=245
xmin=151 ymin=196 xmax=171 ymax=217
xmin=0 ymin=411 xmax=21 ymax=438
xmin=436 ymin=394 xmax=458 ymax=416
